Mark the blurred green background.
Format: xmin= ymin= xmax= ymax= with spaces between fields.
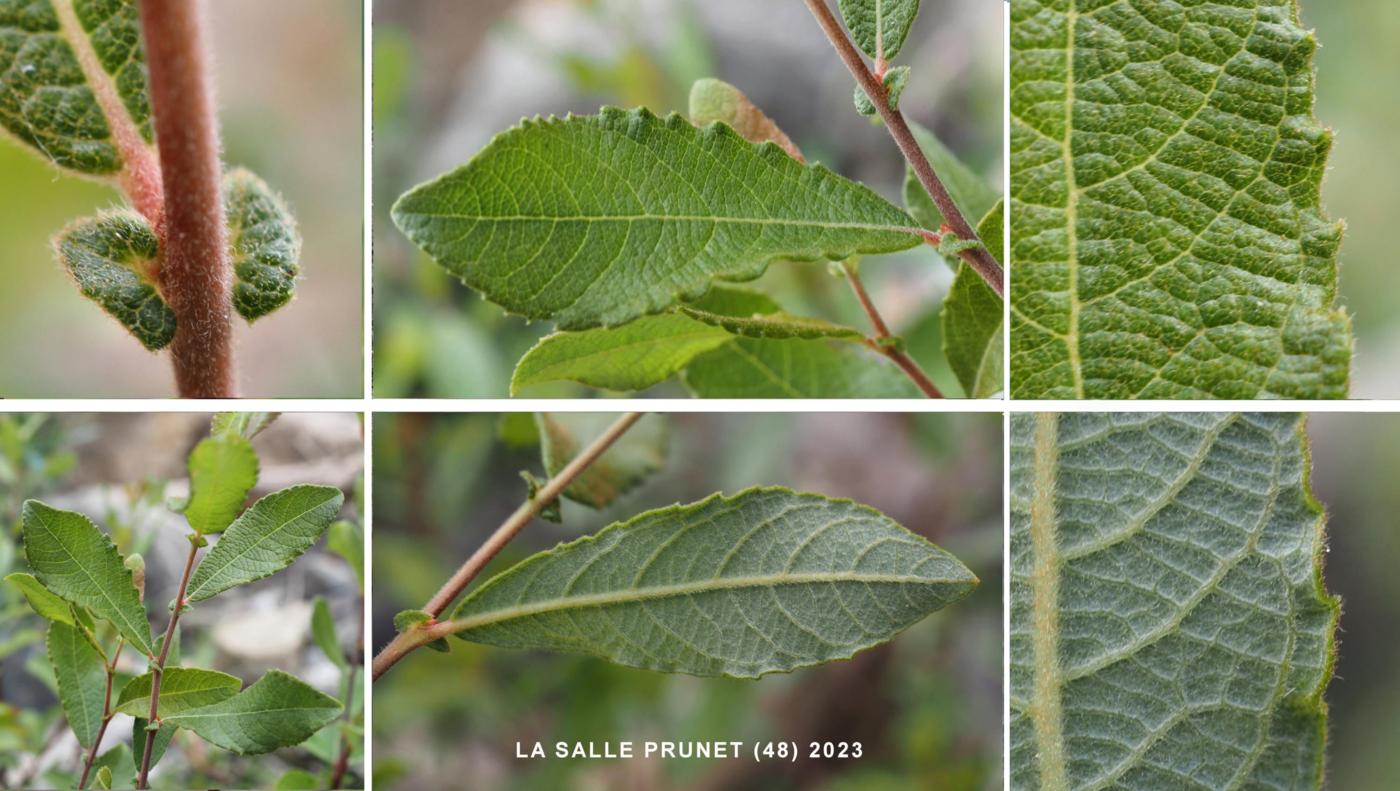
xmin=371 ymin=412 xmax=1003 ymax=791
xmin=1306 ymin=414 xmax=1400 ymax=788
xmin=371 ymin=0 xmax=1002 ymax=397
xmin=0 ymin=1 xmax=362 ymax=398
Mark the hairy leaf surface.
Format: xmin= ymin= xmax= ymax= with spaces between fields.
xmin=0 ymin=0 xmax=152 ymax=175
xmin=114 ymin=667 xmax=241 ymax=718
xmin=943 ymin=202 xmax=1005 ymax=397
xmin=837 ymin=0 xmax=921 ymax=60
xmin=163 ymin=670 xmax=341 ymax=755
xmin=183 ymin=434 xmax=258 ymax=535
xmin=537 ymin=413 xmax=668 ymax=509
xmin=450 ymin=487 xmax=977 ymax=678
xmin=185 ymin=485 xmax=344 ymax=603
xmin=392 ymin=106 xmax=921 ymax=330
xmin=55 ymin=211 xmax=174 ymax=351
xmin=1009 ymin=413 xmax=1336 ymax=790
xmin=47 ymin=620 xmax=105 ymax=748
xmin=1009 ymin=1 xmax=1350 ymax=398
xmin=225 ymin=168 xmax=301 ymax=321
xmin=22 ymin=500 xmax=152 ymax=654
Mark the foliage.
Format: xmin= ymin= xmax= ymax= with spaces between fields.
xmin=1010 ymin=413 xmax=1336 ymax=789
xmin=1009 ymin=0 xmax=1350 ymax=398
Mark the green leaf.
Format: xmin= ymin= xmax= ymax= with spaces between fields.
xmin=520 ymin=470 xmax=562 ymax=524
xmin=114 ymin=667 xmax=241 ymax=718
xmin=450 ymin=487 xmax=977 ymax=678
xmin=91 ymin=745 xmax=135 ymax=791
xmin=54 ymin=211 xmax=175 ymax=351
xmin=94 ymin=766 xmax=111 ymax=789
xmin=902 ymin=122 xmax=999 ymax=243
xmin=4 ymin=572 xmax=78 ymax=625
xmin=1010 ymin=413 xmax=1336 ymax=789
xmin=393 ymin=609 xmax=432 ymax=632
xmin=211 ymin=412 xmax=279 ymax=441
xmin=0 ymin=0 xmax=152 ymax=175
xmin=184 ymin=485 xmax=344 ymax=603
xmin=22 ymin=500 xmax=152 ymax=655
xmin=854 ymin=65 xmax=910 ymax=116
xmin=674 ymin=305 xmax=864 ymax=341
xmin=311 ymin=596 xmax=347 ymax=669
xmin=688 ymin=78 xmax=802 ymax=161
xmin=683 ymin=337 xmax=920 ymax=398
xmin=536 ymin=413 xmax=668 ymax=510
xmin=182 ymin=434 xmax=259 ymax=535
xmin=1009 ymin=1 xmax=1350 ymax=398
xmin=326 ymin=519 xmax=363 ymax=588
xmin=163 ymin=670 xmax=342 ymax=755
xmin=942 ymin=202 xmax=1004 ymax=398
xmin=274 ymin=769 xmax=322 ymax=790
xmin=392 ymin=106 xmax=921 ymax=330
xmin=837 ymin=0 xmax=922 ymax=61
xmin=46 ymin=621 xmax=105 ymax=748
xmin=131 ymin=717 xmax=173 ymax=772
xmin=225 ymin=168 xmax=301 ymax=322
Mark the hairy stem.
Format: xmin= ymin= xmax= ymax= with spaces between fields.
xmin=843 ymin=263 xmax=943 ymax=398
xmin=371 ymin=412 xmax=646 ymax=681
xmin=803 ymin=0 xmax=1004 ymax=297
xmin=138 ymin=0 xmax=235 ymax=398
xmin=136 ymin=541 xmax=199 ymax=789
xmin=77 ymin=640 xmax=124 ymax=790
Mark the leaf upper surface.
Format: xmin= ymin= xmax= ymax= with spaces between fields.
xmin=837 ymin=0 xmax=922 ymax=61
xmin=392 ymin=106 xmax=921 ymax=330
xmin=22 ymin=500 xmax=152 ymax=655
xmin=47 ymin=620 xmax=105 ymax=748
xmin=1009 ymin=413 xmax=1336 ymax=790
xmin=113 ymin=667 xmax=241 ymax=718
xmin=55 ymin=211 xmax=174 ymax=351
xmin=683 ymin=337 xmax=920 ymax=398
xmin=450 ymin=487 xmax=977 ymax=678
xmin=311 ymin=596 xmax=347 ymax=669
xmin=943 ymin=202 xmax=1005 ymax=397
xmin=184 ymin=485 xmax=344 ymax=603
xmin=537 ymin=412 xmax=668 ymax=509
xmin=1009 ymin=0 xmax=1350 ymax=399
xmin=5 ymin=571 xmax=77 ymax=625
xmin=183 ymin=434 xmax=259 ymax=535
xmin=163 ymin=670 xmax=342 ymax=755
xmin=225 ymin=168 xmax=301 ymax=322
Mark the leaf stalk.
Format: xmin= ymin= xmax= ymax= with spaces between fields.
xmin=842 ymin=262 xmax=943 ymax=397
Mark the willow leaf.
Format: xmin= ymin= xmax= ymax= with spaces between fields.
xmin=450 ymin=487 xmax=977 ymax=678
xmin=1009 ymin=1 xmax=1350 ymax=399
xmin=184 ymin=485 xmax=344 ymax=603
xmin=0 ymin=0 xmax=152 ymax=176
xmin=903 ymin=121 xmax=1000 ymax=248
xmin=162 ymin=670 xmax=342 ymax=755
xmin=537 ymin=413 xmax=668 ymax=510
xmin=311 ymin=596 xmax=347 ymax=669
xmin=837 ymin=0 xmax=921 ymax=61
xmin=4 ymin=571 xmax=78 ymax=625
xmin=182 ymin=434 xmax=258 ymax=535
xmin=683 ymin=337 xmax=920 ymax=398
xmin=47 ymin=621 xmax=105 ymax=748
xmin=91 ymin=745 xmax=135 ymax=790
xmin=688 ymin=78 xmax=802 ymax=161
xmin=22 ymin=500 xmax=152 ymax=655
xmin=55 ymin=211 xmax=174 ymax=351
xmin=114 ymin=667 xmax=241 ymax=718
xmin=392 ymin=106 xmax=921 ymax=330
xmin=1010 ymin=413 xmax=1336 ymax=790
xmin=943 ymin=202 xmax=1005 ymax=398
xmin=225 ymin=168 xmax=301 ymax=322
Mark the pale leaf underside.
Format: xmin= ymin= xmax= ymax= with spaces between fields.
xmin=1010 ymin=0 xmax=1350 ymax=399
xmin=1010 ymin=413 xmax=1335 ymax=790
xmin=537 ymin=412 xmax=668 ymax=509
xmin=450 ymin=487 xmax=978 ymax=678
xmin=392 ymin=106 xmax=921 ymax=331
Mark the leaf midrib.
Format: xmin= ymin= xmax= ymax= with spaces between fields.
xmin=168 ymin=703 xmax=337 ymax=722
xmin=451 ymin=571 xmax=961 ymax=635
xmin=30 ymin=507 xmax=150 ymax=654
xmin=185 ymin=492 xmax=332 ymax=601
xmin=402 ymin=210 xmax=922 ymax=239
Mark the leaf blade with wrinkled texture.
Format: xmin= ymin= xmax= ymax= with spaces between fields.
xmin=450 ymin=487 xmax=978 ymax=678
xmin=163 ymin=670 xmax=342 ymax=755
xmin=184 ymin=485 xmax=344 ymax=603
xmin=837 ymin=0 xmax=922 ymax=61
xmin=225 ymin=168 xmax=301 ymax=322
xmin=1009 ymin=1 xmax=1350 ymax=399
xmin=1009 ymin=412 xmax=1336 ymax=790
xmin=537 ymin=413 xmax=668 ymax=509
xmin=47 ymin=621 xmax=106 ymax=748
xmin=54 ymin=211 xmax=174 ymax=351
xmin=943 ymin=202 xmax=1005 ymax=398
xmin=113 ymin=667 xmax=241 ymax=718
xmin=22 ymin=500 xmax=152 ymax=655
xmin=392 ymin=106 xmax=921 ymax=330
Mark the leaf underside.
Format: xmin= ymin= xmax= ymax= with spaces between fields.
xmin=163 ymin=670 xmax=342 ymax=755
xmin=184 ymin=484 xmax=344 ymax=603
xmin=392 ymin=106 xmax=920 ymax=330
xmin=682 ymin=336 xmax=920 ymax=398
xmin=1010 ymin=413 xmax=1336 ymax=790
xmin=942 ymin=202 xmax=1005 ymax=398
xmin=56 ymin=211 xmax=175 ymax=351
xmin=48 ymin=621 xmax=105 ymax=748
xmin=22 ymin=500 xmax=152 ymax=655
xmin=536 ymin=412 xmax=669 ymax=509
xmin=0 ymin=0 xmax=152 ymax=175
xmin=451 ymin=487 xmax=978 ymax=678
xmin=1009 ymin=0 xmax=1350 ymax=398
xmin=225 ymin=168 xmax=301 ymax=321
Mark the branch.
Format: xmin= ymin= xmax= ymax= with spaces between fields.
xmin=803 ymin=0 xmax=1004 ymax=297
xmin=372 ymin=412 xmax=646 ymax=681
xmin=136 ymin=540 xmax=200 ymax=789
xmin=138 ymin=0 xmax=236 ymax=398
xmin=77 ymin=641 xmax=124 ymax=790
xmin=842 ymin=262 xmax=943 ymax=398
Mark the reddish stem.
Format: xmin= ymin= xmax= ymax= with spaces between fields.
xmin=138 ymin=0 xmax=236 ymax=398
xmin=843 ymin=263 xmax=943 ymax=398
xmin=136 ymin=541 xmax=200 ymax=789
xmin=76 ymin=641 xmax=124 ymax=790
